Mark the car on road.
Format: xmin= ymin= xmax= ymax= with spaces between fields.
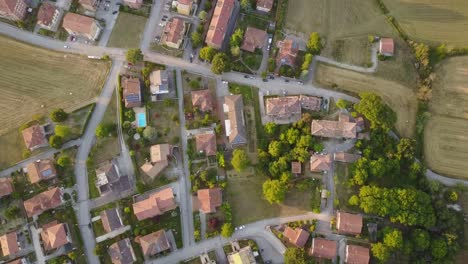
xmin=222 ymin=80 xmax=228 ymax=84
xmin=297 ymin=81 xmax=304 ymax=85
xmin=70 ymin=36 xmax=76 ymax=42
xmin=269 ymin=75 xmax=274 ymax=80
xmin=154 ymin=36 xmax=161 ymax=42
xmin=162 ymin=18 xmax=167 ymax=21
xmin=244 ymin=75 xmax=249 ymax=78
xmin=284 ymin=79 xmax=290 ymax=82
xmin=159 ymin=22 xmax=165 ymax=27
xmin=112 ymin=11 xmax=118 ymax=14
xmin=262 ymin=78 xmax=268 ymax=82
xmin=64 ymin=45 xmax=69 ymax=49
xmin=282 ymin=89 xmax=287 ymax=95
xmin=189 ymin=57 xmax=193 ymax=63
xmin=163 ymin=15 xmax=168 ymax=18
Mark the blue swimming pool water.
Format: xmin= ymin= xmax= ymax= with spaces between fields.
xmin=137 ymin=112 xmax=147 ymax=127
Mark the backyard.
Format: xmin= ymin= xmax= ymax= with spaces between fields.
xmin=107 ymin=12 xmax=147 ymax=48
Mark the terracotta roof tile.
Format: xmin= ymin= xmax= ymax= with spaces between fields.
xmin=122 ymin=77 xmax=142 ymax=108
xmin=337 ymin=211 xmax=363 ymax=235
xmin=0 ymin=232 xmax=19 ymax=256
xmin=310 ymin=154 xmax=332 ymax=172
xmin=299 ymin=95 xmax=322 ymax=111
xmin=109 ymin=238 xmax=136 ymax=264
xmin=256 ymin=0 xmax=273 ymax=11
xmin=37 ymin=2 xmax=58 ymax=27
xmin=0 ymin=178 xmax=13 ymax=198
xmin=241 ymin=26 xmax=267 ymax=52
xmin=276 ymin=39 xmax=299 ymax=66
xmin=284 ymin=227 xmax=310 ymax=247
xmin=197 ymin=188 xmax=222 ymax=213
xmin=265 ymin=96 xmax=301 ymax=116
xmin=191 ymin=90 xmax=214 ymax=112
xmin=27 ymin=159 xmax=57 ymax=184
xmin=291 ymin=162 xmax=301 ymax=174
xmin=63 ymin=12 xmax=96 ymax=35
xmin=311 ymin=119 xmax=357 ymax=138
xmin=40 ymin=222 xmax=70 ymax=251
xmin=133 ymin=188 xmax=177 ymax=221
xmin=23 ymin=187 xmax=62 ymax=217
xmin=345 ymin=245 xmax=370 ymax=264
xmin=379 ymin=38 xmax=394 ymax=55
xmin=138 ymin=230 xmax=171 ymax=256
xmin=310 ymin=238 xmax=337 ymax=260
xmin=0 ymin=0 xmax=27 ymax=20
xmin=22 ymin=124 xmax=47 ymax=150
xmin=162 ymin=18 xmax=185 ymax=46
xmin=334 ymin=152 xmax=361 ymax=163
xmin=205 ymin=0 xmax=235 ymax=49
xmin=195 ymin=133 xmax=217 ymax=156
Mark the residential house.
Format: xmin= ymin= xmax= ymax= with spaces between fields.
xmin=22 ymin=124 xmax=48 ymax=151
xmin=355 ymin=116 xmax=365 ymax=132
xmin=197 ymin=188 xmax=222 ymax=213
xmin=7 ymin=258 xmax=29 ymax=264
xmin=23 ymin=187 xmax=62 ymax=218
xmin=176 ymin=0 xmax=192 ymax=16
xmin=334 ymin=152 xmax=361 ymax=163
xmin=291 ymin=162 xmax=301 ymax=175
xmin=256 ymin=0 xmax=273 ymax=13
xmin=241 ymin=26 xmax=267 ymax=52
xmin=284 ymin=227 xmax=310 ymax=248
xmin=149 ymin=70 xmax=169 ymax=95
xmin=309 ymin=238 xmax=337 ymax=260
xmin=26 ymin=159 xmax=57 ymax=184
xmin=345 ymin=245 xmax=370 ymax=264
xmin=108 ymin=238 xmax=136 ymax=264
xmin=276 ymin=39 xmax=299 ymax=67
xmin=162 ymin=18 xmax=186 ymax=49
xmin=191 ymin=90 xmax=214 ymax=112
xmin=0 ymin=231 xmax=20 ymax=257
xmin=78 ymin=0 xmax=97 ymax=12
xmin=195 ymin=132 xmax=216 ymax=156
xmin=311 ymin=115 xmax=357 ymax=139
xmin=336 ymin=211 xmax=363 ymax=235
xmin=309 ymin=154 xmax=332 ymax=172
xmin=140 ymin=144 xmax=172 ymax=178
xmin=100 ymin=208 xmax=124 ymax=233
xmin=123 ymin=0 xmax=142 ymax=9
xmin=379 ymin=38 xmax=394 ymax=56
xmin=132 ymin=187 xmax=177 ymax=221
xmin=137 ymin=230 xmax=171 ymax=256
xmin=205 ymin=0 xmax=236 ymax=50
xmin=227 ymin=246 xmax=256 ymax=264
xmin=37 ymin=2 xmax=62 ymax=31
xmin=223 ymin=95 xmax=247 ymax=147
xmin=265 ymin=96 xmax=301 ymax=121
xmin=299 ymin=95 xmax=322 ymax=111
xmin=200 ymin=253 xmax=216 ymax=264
xmin=62 ymin=12 xmax=102 ymax=41
xmin=0 ymin=178 xmax=13 ymax=199
xmin=95 ymin=160 xmax=120 ymax=195
xmin=40 ymin=221 xmax=71 ymax=251
xmin=122 ymin=77 xmax=142 ymax=108
xmin=0 ymin=0 xmax=27 ymax=21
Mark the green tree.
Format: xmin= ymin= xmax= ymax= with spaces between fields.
xmin=281 ymin=128 xmax=300 ymax=145
xmin=68 ymin=251 xmax=77 ymax=260
xmin=431 ymin=238 xmax=447 ymax=259
xmin=284 ymin=247 xmax=308 ymax=264
xmin=221 ymin=223 xmax=234 ymax=238
xmin=126 ymin=48 xmax=143 ymax=64
xmin=263 ymin=179 xmax=287 ymax=204
xmin=268 ymin=157 xmax=289 ymax=178
xmin=198 ymin=10 xmax=208 ymax=21
xmin=217 ymin=152 xmax=225 ymax=168
xmin=57 ymin=155 xmax=72 ymax=168
xmin=445 ymin=190 xmax=459 ymax=202
xmin=95 ymin=123 xmax=116 ymax=138
xmin=49 ymin=135 xmax=63 ymax=149
xmin=348 ymin=195 xmax=359 ymax=206
xmin=396 ymin=138 xmax=415 ymax=161
xmin=268 ymin=141 xmax=285 ymax=157
xmin=142 ymin=126 xmax=157 ymax=141
xmin=5 ymin=205 xmax=20 ymax=220
xmin=199 ymin=46 xmax=217 ymax=62
xmin=413 ymin=42 xmax=430 ymax=67
xmin=191 ymin=32 xmax=203 ymax=48
xmin=229 ymin=28 xmax=244 ymax=47
xmin=189 ymin=80 xmax=200 ymax=89
xmin=50 ymin=108 xmax=68 ymax=122
xmin=371 ymin=242 xmax=390 ymax=262
xmin=383 ymin=228 xmax=403 ymax=250
xmin=211 ymin=53 xmax=231 ymax=74
xmin=230 ymin=46 xmax=241 ymax=57
xmin=264 ymin=122 xmax=278 ymax=137
xmin=411 ymin=229 xmax=430 ymax=251
xmin=231 ymin=149 xmax=250 ymax=172
xmin=280 ymin=171 xmax=292 ymax=184
xmin=240 ymin=0 xmax=252 ymax=10
xmin=306 ymin=32 xmax=322 ymax=54
xmin=301 ymin=53 xmax=313 ymax=71
xmin=54 ymin=125 xmax=72 ymax=138
xmin=336 ymin=99 xmax=348 ymax=109
xmin=354 ymin=92 xmax=397 ymax=131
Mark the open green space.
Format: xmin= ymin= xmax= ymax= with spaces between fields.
xmin=107 ymin=12 xmax=147 ymax=48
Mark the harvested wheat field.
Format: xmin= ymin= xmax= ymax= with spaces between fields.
xmin=0 ymin=35 xmax=110 ymax=136
xmin=315 ymin=63 xmax=417 ymax=138
xmin=424 ymin=116 xmax=468 ymax=179
xmin=383 ymin=0 xmax=468 ymax=46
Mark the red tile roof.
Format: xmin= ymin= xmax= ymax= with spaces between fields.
xmin=0 ymin=232 xmax=19 ymax=256
xmin=138 ymin=230 xmax=171 ymax=256
xmin=0 ymin=178 xmax=13 ymax=198
xmin=27 ymin=159 xmax=57 ymax=184
xmin=162 ymin=18 xmax=185 ymax=46
xmin=265 ymin=96 xmax=301 ymax=116
xmin=310 ymin=238 xmax=337 ymax=260
xmin=40 ymin=221 xmax=70 ymax=251
xmin=197 ymin=188 xmax=222 ymax=213
xmin=291 ymin=162 xmax=301 ymax=174
xmin=24 ymin=187 xmax=62 ymax=217
xmin=195 ymin=133 xmax=217 ymax=156
xmin=345 ymin=245 xmax=370 ymax=264
xmin=109 ymin=238 xmax=136 ymax=264
xmin=63 ymin=13 xmax=96 ymax=35
xmin=224 ymin=95 xmax=247 ymax=146
xmin=133 ymin=188 xmax=177 ymax=221
xmin=334 ymin=152 xmax=361 ymax=163
xmin=311 ymin=119 xmax=357 ymax=139
xmin=37 ymin=2 xmax=57 ymax=27
xmin=122 ymin=77 xmax=142 ymax=108
xmin=337 ymin=211 xmax=363 ymax=235
xmin=205 ymin=0 xmax=235 ymax=49
xmin=284 ymin=227 xmax=310 ymax=247
xmin=22 ymin=124 xmax=47 ymax=150
xmin=241 ymin=26 xmax=267 ymax=52
xmin=191 ymin=89 xmax=213 ymax=112
xmin=299 ymin=95 xmax=322 ymax=111
xmin=256 ymin=0 xmax=273 ymax=11
xmin=0 ymin=0 xmax=27 ymax=20
xmin=379 ymin=38 xmax=394 ymax=56
xmin=276 ymin=39 xmax=299 ymax=66
xmin=310 ymin=154 xmax=332 ymax=172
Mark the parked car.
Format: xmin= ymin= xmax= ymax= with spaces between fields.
xmin=297 ymin=81 xmax=304 ymax=85
xmin=64 ymin=45 xmax=69 ymax=49
xmin=244 ymin=75 xmax=249 ymax=78
xmin=268 ymin=75 xmax=274 ymax=80
xmin=162 ymin=18 xmax=167 ymax=21
xmin=70 ymin=35 xmax=76 ymax=42
xmin=262 ymin=78 xmax=268 ymax=82
xmin=222 ymin=80 xmax=228 ymax=84
xmin=284 ymin=79 xmax=290 ymax=83
xmin=112 ymin=11 xmax=118 ymax=14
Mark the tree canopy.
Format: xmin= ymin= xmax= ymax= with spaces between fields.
xmin=57 ymin=155 xmax=72 ymax=168
xmin=231 ymin=149 xmax=250 ymax=172
xmin=262 ymin=179 xmax=287 ymax=204
xmin=371 ymin=242 xmax=390 ymax=262
xmin=411 ymin=229 xmax=430 ymax=251
xmin=95 ymin=123 xmax=117 ymax=138
xmin=54 ymin=125 xmax=72 ymax=138
xmin=284 ymin=248 xmax=310 ymax=264
xmin=191 ymin=32 xmax=203 ymax=48
xmin=306 ymin=32 xmax=322 ymax=54
xmin=126 ymin=49 xmax=143 ymax=64
xmin=199 ymin=46 xmax=217 ymax=62
xmin=142 ymin=126 xmax=157 ymax=141
xmin=221 ymin=223 xmax=234 ymax=238
xmin=211 ymin=53 xmax=231 ymax=74
xmin=49 ymin=135 xmax=63 ymax=149
xmin=50 ymin=108 xmax=68 ymax=122
xmin=354 ymin=92 xmax=396 ymax=131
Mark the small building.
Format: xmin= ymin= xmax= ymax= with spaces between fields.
xmin=205 ymin=0 xmax=236 ymax=50
xmin=309 ymin=238 xmax=337 ymax=260
xmin=40 ymin=221 xmax=71 ymax=251
xmin=345 ymin=245 xmax=370 ymax=264
xmin=6 ymin=258 xmax=29 ymax=264
xmin=149 ymin=70 xmax=169 ymax=95
xmin=0 ymin=178 xmax=14 ymax=199
xmin=379 ymin=38 xmax=394 ymax=56
xmin=123 ymin=0 xmax=142 ymax=9
xmin=122 ymin=77 xmax=142 ymax=108
xmin=227 ymin=246 xmax=256 ymax=264
xmin=276 ymin=39 xmax=299 ymax=67
xmin=311 ymin=118 xmax=357 ymax=139
xmin=223 ymin=95 xmax=247 ymax=147
xmin=357 ymin=132 xmax=370 ymax=140
xmin=191 ymin=89 xmax=214 ymax=112
xmin=62 ymin=12 xmax=102 ymax=41
xmin=162 ymin=18 xmax=186 ymax=49
xmin=137 ymin=230 xmax=171 ymax=256
xmin=100 ymin=208 xmax=124 ymax=233
xmin=133 ymin=187 xmax=177 ymax=221
xmin=256 ymin=0 xmax=273 ymax=13
xmin=241 ymin=26 xmax=267 ymax=53
xmin=95 ymin=161 xmax=120 ymax=195
xmin=336 ymin=211 xmax=363 ymax=235
xmin=140 ymin=144 xmax=172 ymax=178
xmin=299 ymin=95 xmax=322 ymax=112
xmin=22 ymin=124 xmax=48 ymax=151
xmin=284 ymin=226 xmax=310 ymax=248
xmin=23 ymin=187 xmax=62 ymax=218
xmin=195 ymin=132 xmax=217 ymax=156
xmin=291 ymin=162 xmax=301 ymax=175
xmin=176 ymin=0 xmax=192 ymax=16
xmin=0 ymin=231 xmax=20 ymax=256
xmin=108 ymin=238 xmax=137 ymax=264
xmin=265 ymin=96 xmax=301 ymax=121
xmin=310 ymin=154 xmax=332 ymax=172
xmin=26 ymin=159 xmax=57 ymax=184
xmin=0 ymin=0 xmax=27 ymax=21
xmin=197 ymin=188 xmax=222 ymax=214
xmin=78 ymin=0 xmax=97 ymax=12
xmin=334 ymin=152 xmax=361 ymax=163
xmin=37 ymin=2 xmax=62 ymax=31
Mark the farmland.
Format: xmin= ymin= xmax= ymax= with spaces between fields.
xmin=0 ymin=36 xmax=110 ymax=136
xmin=383 ymin=0 xmax=468 ymax=46
xmin=315 ymin=63 xmax=417 ymax=138
xmin=107 ymin=12 xmax=147 ymax=48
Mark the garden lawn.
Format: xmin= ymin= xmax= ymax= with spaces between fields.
xmin=107 ymin=12 xmax=147 ymax=48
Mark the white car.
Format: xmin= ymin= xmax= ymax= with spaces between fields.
xmin=64 ymin=45 xmax=69 ymax=49
xmin=222 ymin=80 xmax=228 ymax=84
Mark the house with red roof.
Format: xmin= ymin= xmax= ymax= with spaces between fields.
xmin=283 ymin=227 xmax=310 ymax=248
xmin=345 ymin=245 xmax=370 ymax=264
xmin=379 ymin=38 xmax=394 ymax=56
xmin=256 ymin=0 xmax=273 ymax=13
xmin=162 ymin=17 xmax=186 ymax=49
xmin=336 ymin=211 xmax=363 ymax=235
xmin=191 ymin=89 xmax=214 ymax=112
xmin=62 ymin=12 xmax=102 ymax=41
xmin=137 ymin=230 xmax=171 ymax=256
xmin=22 ymin=124 xmax=48 ymax=151
xmin=37 ymin=2 xmax=62 ymax=31
xmin=176 ymin=0 xmax=192 ymax=16
xmin=0 ymin=178 xmax=13 ymax=199
xmin=310 ymin=238 xmax=337 ymax=260
xmin=195 ymin=132 xmax=217 ymax=156
xmin=310 ymin=154 xmax=332 ymax=172
xmin=205 ymin=0 xmax=237 ymax=50
xmin=197 ymin=188 xmax=222 ymax=213
xmin=241 ymin=26 xmax=267 ymax=52
xmin=276 ymin=39 xmax=299 ymax=67
xmin=132 ymin=187 xmax=177 ymax=221
xmin=40 ymin=221 xmax=72 ymax=251
xmin=0 ymin=0 xmax=27 ymax=21
xmin=0 ymin=231 xmax=20 ymax=257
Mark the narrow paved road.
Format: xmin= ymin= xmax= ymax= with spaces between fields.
xmin=315 ymin=43 xmax=379 ymax=73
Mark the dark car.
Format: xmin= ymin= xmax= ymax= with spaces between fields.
xmin=285 ymin=79 xmax=290 ymax=82
xmin=112 ymin=11 xmax=118 ymax=14
xmin=162 ymin=18 xmax=167 ymax=21
xmin=262 ymin=78 xmax=268 ymax=82
xmin=189 ymin=57 xmax=193 ymax=63
xmin=269 ymin=75 xmax=274 ymax=80
xmin=163 ymin=15 xmax=168 ymax=18
xmin=244 ymin=75 xmax=248 ymax=78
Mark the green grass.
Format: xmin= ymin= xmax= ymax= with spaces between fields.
xmin=237 ymin=13 xmax=270 ymax=30
xmin=242 ymin=52 xmax=263 ymax=71
xmin=92 ymin=220 xmax=107 ymax=237
xmin=107 ymin=12 xmax=147 ymax=48
xmin=334 ymin=163 xmax=359 ymax=212
xmin=151 ymin=43 xmax=184 ymax=58
xmin=0 ymin=129 xmax=24 ymax=169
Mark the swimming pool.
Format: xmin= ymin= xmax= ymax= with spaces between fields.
xmin=137 ymin=112 xmax=147 ymax=127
